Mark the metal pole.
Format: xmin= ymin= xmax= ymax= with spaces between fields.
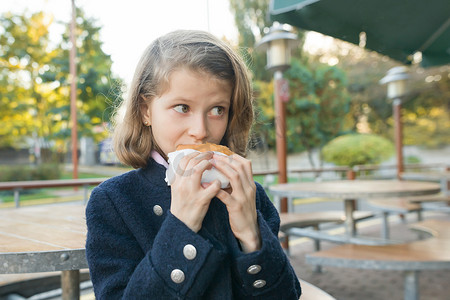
xmin=274 ymin=70 xmax=289 ymax=249
xmin=70 ymin=0 xmax=78 ymax=180
xmin=274 ymin=70 xmax=288 ymax=212
xmin=393 ymin=99 xmax=404 ymax=180
xmin=206 ymin=0 xmax=210 ymax=32
xmin=61 ymin=270 xmax=80 ymax=300
xmin=403 ymin=270 xmax=419 ymax=300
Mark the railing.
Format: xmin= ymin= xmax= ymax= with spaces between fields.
xmin=0 ymin=178 xmax=109 ymax=207
xmin=0 ymin=163 xmax=446 ymax=208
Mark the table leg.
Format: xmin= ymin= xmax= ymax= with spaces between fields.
xmin=273 ymin=195 xmax=280 ymax=212
xmin=404 ymin=270 xmax=419 ymax=300
xmin=381 ymin=211 xmax=390 ymax=239
xmin=61 ymin=270 xmax=80 ymax=300
xmin=288 ymin=196 xmax=294 ymax=212
xmin=344 ymin=199 xmax=356 ymax=236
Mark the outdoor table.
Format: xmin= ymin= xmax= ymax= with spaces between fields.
xmin=401 ymin=171 xmax=450 ymax=195
xmin=0 ymin=204 xmax=87 ymax=300
xmin=269 ymin=180 xmax=441 ymax=237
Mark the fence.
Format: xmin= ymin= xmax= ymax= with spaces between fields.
xmin=1 ymin=163 xmax=446 ymax=208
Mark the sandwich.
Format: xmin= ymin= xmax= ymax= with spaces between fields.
xmin=165 ymin=143 xmax=232 ymax=188
xmin=175 ymin=143 xmax=234 ymax=156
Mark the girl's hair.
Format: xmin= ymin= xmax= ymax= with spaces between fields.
xmin=113 ymin=30 xmax=254 ymax=169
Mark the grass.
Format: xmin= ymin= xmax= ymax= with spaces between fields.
xmin=1 ymin=168 xmax=319 ymax=207
xmin=0 ymin=171 xmax=101 ymax=207
xmin=60 ymin=171 xmax=105 ymax=179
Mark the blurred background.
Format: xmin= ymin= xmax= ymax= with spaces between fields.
xmin=0 ymin=0 xmax=448 ymax=181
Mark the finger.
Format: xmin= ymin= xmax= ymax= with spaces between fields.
xmin=177 ymin=151 xmax=213 ymax=176
xmin=212 ymin=155 xmax=252 ymax=187
xmin=212 ymin=158 xmax=248 ymax=192
xmin=184 ymin=152 xmax=214 ymax=178
xmin=178 ymin=159 xmax=213 ymax=185
xmin=213 ymin=153 xmax=253 ymax=180
xmin=215 ymin=188 xmax=233 ymax=205
xmin=202 ymin=179 xmax=221 ymax=198
xmin=229 ymin=154 xmax=253 ymax=176
xmin=175 ymin=151 xmax=201 ymax=175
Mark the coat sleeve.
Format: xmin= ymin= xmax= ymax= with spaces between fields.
xmin=229 ymin=182 xmax=302 ymax=299
xmin=85 ymin=186 xmax=227 ymax=299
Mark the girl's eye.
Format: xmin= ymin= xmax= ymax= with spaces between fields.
xmin=211 ymin=106 xmax=225 ymax=116
xmin=174 ymin=104 xmax=189 ymax=114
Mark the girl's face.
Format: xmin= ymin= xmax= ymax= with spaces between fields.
xmin=142 ymin=68 xmax=232 ymax=157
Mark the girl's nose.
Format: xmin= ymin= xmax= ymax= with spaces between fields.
xmin=188 ymin=114 xmax=208 ymax=141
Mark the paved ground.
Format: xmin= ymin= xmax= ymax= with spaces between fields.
xmin=5 ymin=160 xmax=449 ymax=299
xmin=288 ymin=212 xmax=450 ymax=300
xmin=36 ymin=212 xmax=449 ymax=300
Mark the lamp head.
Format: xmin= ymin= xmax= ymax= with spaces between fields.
xmin=255 ymin=24 xmax=299 ymax=72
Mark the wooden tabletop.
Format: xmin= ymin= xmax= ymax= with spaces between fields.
xmin=307 ymin=219 xmax=450 ymax=269
xmin=269 ymin=180 xmax=441 ymax=199
xmin=0 ymin=204 xmax=87 ymax=273
xmin=401 ymin=171 xmax=450 ymax=181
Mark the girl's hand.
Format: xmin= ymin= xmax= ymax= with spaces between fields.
xmin=212 ymin=153 xmax=261 ymax=253
xmin=170 ymin=151 xmax=221 ymax=232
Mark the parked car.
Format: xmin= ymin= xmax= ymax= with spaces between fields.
xmin=99 ymin=138 xmax=120 ymax=165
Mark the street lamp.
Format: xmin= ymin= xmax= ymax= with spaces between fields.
xmin=256 ymin=24 xmax=298 ymax=213
xmin=380 ymin=66 xmax=410 ymax=180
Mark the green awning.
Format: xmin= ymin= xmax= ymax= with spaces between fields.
xmin=270 ymin=0 xmax=450 ymax=67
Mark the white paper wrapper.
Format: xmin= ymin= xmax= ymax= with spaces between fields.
xmin=165 ymin=149 xmax=230 ymax=189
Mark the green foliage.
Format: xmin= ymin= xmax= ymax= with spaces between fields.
xmin=230 ymin=0 xmax=349 ymax=167
xmin=0 ymin=8 xmax=123 ymax=154
xmin=405 ymin=155 xmax=421 ymax=164
xmin=322 ymin=133 xmax=394 ymax=167
xmin=0 ymin=11 xmax=54 ymax=148
xmin=312 ymin=38 xmax=450 ymax=149
xmin=0 ymin=163 xmax=61 ymax=181
xmin=286 ymin=59 xmax=351 ymax=154
xmin=229 ymin=0 xmax=273 ymax=82
xmin=253 ymin=58 xmax=351 ymax=168
xmin=401 ymin=72 xmax=450 ymax=148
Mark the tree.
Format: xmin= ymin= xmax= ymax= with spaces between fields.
xmin=307 ymin=36 xmax=450 ymax=148
xmin=253 ymin=58 xmax=351 ymax=163
xmin=0 ymin=11 xmax=56 ymax=150
xmin=284 ymin=59 xmax=350 ymax=167
xmin=229 ymin=0 xmax=273 ymax=82
xmin=43 ymin=7 xmax=123 ymax=149
xmin=0 ymin=8 xmax=123 ymax=159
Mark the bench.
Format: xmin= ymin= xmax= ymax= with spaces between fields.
xmin=279 ymin=210 xmax=374 ymax=271
xmin=279 ymin=211 xmax=374 ymax=244
xmin=279 ymin=211 xmax=375 ymax=234
xmin=299 ymin=279 xmax=336 ymax=300
xmin=410 ymin=194 xmax=450 ymax=213
xmin=368 ymin=194 xmax=449 ymax=239
xmin=305 ymin=219 xmax=450 ymax=300
xmin=0 ymin=271 xmax=90 ymax=298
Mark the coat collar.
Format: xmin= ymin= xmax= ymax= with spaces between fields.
xmin=139 ymin=158 xmax=170 ymax=188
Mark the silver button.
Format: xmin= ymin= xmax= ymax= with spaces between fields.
xmin=253 ymin=279 xmax=266 ymax=288
xmin=170 ymin=269 xmax=185 ymax=283
xmin=183 ymin=244 xmax=197 ymax=260
xmin=247 ymin=264 xmax=262 ymax=275
xmin=153 ymin=205 xmax=163 ymax=216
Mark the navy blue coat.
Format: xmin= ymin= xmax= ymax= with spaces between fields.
xmin=85 ymin=159 xmax=302 ymax=299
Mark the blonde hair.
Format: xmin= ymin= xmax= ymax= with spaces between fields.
xmin=113 ymin=30 xmax=254 ymax=169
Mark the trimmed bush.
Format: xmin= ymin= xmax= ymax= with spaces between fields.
xmin=322 ymin=134 xmax=394 ymax=167
xmin=0 ymin=164 xmax=62 ymax=182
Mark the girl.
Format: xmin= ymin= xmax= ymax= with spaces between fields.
xmin=86 ymin=30 xmax=302 ymax=299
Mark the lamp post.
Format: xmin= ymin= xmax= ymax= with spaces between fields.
xmin=256 ymin=25 xmax=298 ymax=213
xmin=380 ymin=66 xmax=410 ymax=180
xmin=70 ymin=0 xmax=78 ymax=180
